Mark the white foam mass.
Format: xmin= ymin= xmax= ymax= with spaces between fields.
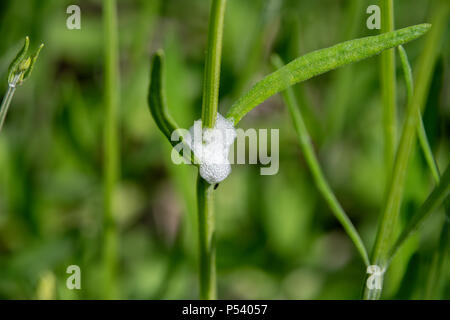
xmin=186 ymin=113 xmax=236 ymax=184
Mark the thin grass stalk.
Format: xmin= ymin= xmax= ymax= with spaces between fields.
xmin=387 ymin=164 xmax=450 ymax=265
xmin=425 ymin=202 xmax=450 ymax=298
xmin=0 ymin=84 xmax=17 ymax=133
xmin=397 ymin=46 xmax=440 ymax=183
xmin=197 ymin=176 xmax=216 ymax=299
xmin=201 ymin=0 xmax=226 ymax=129
xmin=102 ymin=0 xmax=120 ymax=299
xmin=396 ymin=48 xmax=450 ymax=291
xmin=272 ymin=55 xmax=370 ymax=267
xmin=197 ymin=0 xmax=227 ymax=300
xmin=367 ymin=1 xmax=449 ymax=299
xmin=380 ymin=0 xmax=397 ymax=176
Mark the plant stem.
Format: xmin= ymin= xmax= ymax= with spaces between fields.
xmin=272 ymin=55 xmax=370 ymax=267
xmin=397 ymin=47 xmax=450 ymax=300
xmin=201 ymin=0 xmax=226 ymax=128
xmin=425 ymin=199 xmax=450 ymax=298
xmin=417 ymin=117 xmax=440 ymax=182
xmin=387 ymin=164 xmax=450 ymax=265
xmin=397 ymin=45 xmax=440 ymax=183
xmin=197 ymin=0 xmax=226 ymax=300
xmin=196 ymin=176 xmax=216 ymax=299
xmin=420 ymin=1 xmax=450 ymax=298
xmin=102 ymin=0 xmax=120 ymax=299
xmin=367 ymin=1 xmax=448 ymax=299
xmin=0 ymin=85 xmax=17 ymax=133
xmin=380 ymin=0 xmax=397 ymax=175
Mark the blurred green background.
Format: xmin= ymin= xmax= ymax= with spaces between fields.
xmin=0 ymin=0 xmax=448 ymax=299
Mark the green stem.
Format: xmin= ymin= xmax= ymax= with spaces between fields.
xmin=201 ymin=0 xmax=226 ymax=128
xmin=417 ymin=117 xmax=440 ymax=182
xmin=102 ymin=0 xmax=120 ymax=299
xmin=380 ymin=0 xmax=397 ymax=175
xmin=197 ymin=0 xmax=227 ymax=300
xmin=396 ymin=2 xmax=450 ymax=299
xmin=0 ymin=85 xmax=17 ymax=133
xmin=397 ymin=47 xmax=450 ymax=300
xmin=420 ymin=2 xmax=450 ymax=297
xmin=397 ymin=45 xmax=440 ymax=183
xmin=425 ymin=200 xmax=450 ymax=298
xmin=387 ymin=165 xmax=450 ymax=266
xmin=196 ymin=176 xmax=216 ymax=299
xmin=272 ymin=55 xmax=370 ymax=267
xmin=367 ymin=1 xmax=448 ymax=299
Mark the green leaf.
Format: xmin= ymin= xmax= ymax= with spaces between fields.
xmin=226 ymin=24 xmax=431 ymax=124
xmin=148 ymin=50 xmax=180 ymax=143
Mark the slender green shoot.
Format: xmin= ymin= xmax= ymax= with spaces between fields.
xmin=197 ymin=0 xmax=227 ymax=300
xmin=368 ymin=2 xmax=447 ymax=299
xmin=380 ymin=0 xmax=397 ymax=175
xmin=102 ymin=0 xmax=120 ymax=299
xmin=387 ymin=164 xmax=450 ymax=265
xmin=397 ymin=45 xmax=439 ymax=183
xmin=272 ymin=55 xmax=370 ymax=267
xmin=201 ymin=0 xmax=226 ymax=129
xmin=425 ymin=199 xmax=450 ymax=298
xmin=0 ymin=85 xmax=17 ymax=133
xmin=196 ymin=175 xmax=216 ymax=299
xmin=396 ymin=47 xmax=450 ymax=297
xmin=226 ymin=24 xmax=431 ymax=125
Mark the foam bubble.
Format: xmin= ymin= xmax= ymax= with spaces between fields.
xmin=187 ymin=113 xmax=236 ymax=184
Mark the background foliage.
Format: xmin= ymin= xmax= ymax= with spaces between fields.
xmin=0 ymin=0 xmax=448 ymax=299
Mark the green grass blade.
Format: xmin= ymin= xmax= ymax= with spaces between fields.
xmin=398 ymin=45 xmax=440 ymax=183
xmin=380 ymin=0 xmax=397 ymax=176
xmin=425 ymin=201 xmax=450 ymax=298
xmin=387 ymin=165 xmax=450 ymax=265
xmin=226 ymin=24 xmax=431 ymax=125
xmin=367 ymin=2 xmax=448 ymax=299
xmin=102 ymin=0 xmax=120 ymax=299
xmin=196 ymin=175 xmax=216 ymax=299
xmin=272 ymin=55 xmax=370 ymax=267
xmin=397 ymin=44 xmax=450 ymax=298
xmin=0 ymin=86 xmax=17 ymax=133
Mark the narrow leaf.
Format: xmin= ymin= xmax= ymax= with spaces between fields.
xmin=227 ymin=24 xmax=431 ymax=124
xmin=148 ymin=50 xmax=180 ymax=143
